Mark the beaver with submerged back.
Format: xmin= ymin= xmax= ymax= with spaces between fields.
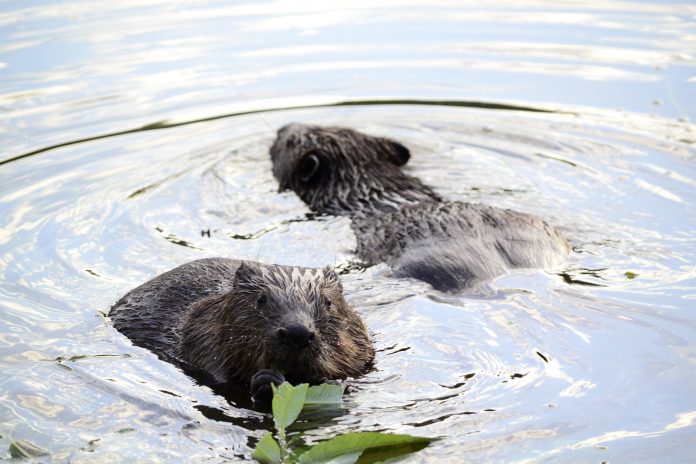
xmin=109 ymin=258 xmax=374 ymax=402
xmin=270 ymin=124 xmax=570 ymax=292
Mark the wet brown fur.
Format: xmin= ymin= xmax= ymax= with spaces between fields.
xmin=270 ymin=124 xmax=570 ymax=291
xmin=109 ymin=258 xmax=374 ymax=389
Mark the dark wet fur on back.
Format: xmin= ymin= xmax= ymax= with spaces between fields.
xmin=109 ymin=258 xmax=374 ymax=391
xmin=270 ymin=124 xmax=570 ymax=291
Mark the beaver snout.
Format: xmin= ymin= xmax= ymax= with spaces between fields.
xmin=278 ymin=324 xmax=315 ymax=350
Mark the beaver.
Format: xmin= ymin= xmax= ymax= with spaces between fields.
xmin=109 ymin=258 xmax=374 ymax=402
xmin=270 ymin=123 xmax=570 ymax=292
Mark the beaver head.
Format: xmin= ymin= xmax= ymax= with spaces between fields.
xmin=270 ymin=123 xmax=440 ymax=215
xmin=180 ymin=261 xmax=374 ymax=385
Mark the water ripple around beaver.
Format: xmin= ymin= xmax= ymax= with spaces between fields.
xmin=1 ymin=100 xmax=695 ymax=461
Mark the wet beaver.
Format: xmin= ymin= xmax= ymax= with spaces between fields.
xmin=109 ymin=258 xmax=374 ymax=402
xmin=270 ymin=123 xmax=570 ymax=292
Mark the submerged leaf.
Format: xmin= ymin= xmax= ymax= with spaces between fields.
xmin=304 ymin=384 xmax=345 ymax=405
xmin=358 ymin=441 xmax=432 ymax=463
xmin=272 ymin=382 xmax=308 ymax=431
xmin=251 ymin=432 xmax=282 ymax=464
xmin=297 ymin=432 xmax=435 ymax=464
xmin=9 ymin=439 xmax=50 ymax=459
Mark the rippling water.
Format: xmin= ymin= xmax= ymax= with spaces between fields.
xmin=1 ymin=1 xmax=695 ymax=463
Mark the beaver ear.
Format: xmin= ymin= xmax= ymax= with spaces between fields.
xmin=234 ymin=261 xmax=263 ymax=287
xmin=322 ymin=266 xmax=343 ymax=291
xmin=379 ymin=139 xmax=410 ymax=166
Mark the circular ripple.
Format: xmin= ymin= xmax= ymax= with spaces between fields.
xmin=1 ymin=103 xmax=695 ymax=461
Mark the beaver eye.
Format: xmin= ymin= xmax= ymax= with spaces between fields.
xmin=256 ymin=293 xmax=267 ymax=306
xmin=298 ymin=153 xmax=321 ymax=184
xmin=323 ymin=296 xmax=332 ymax=308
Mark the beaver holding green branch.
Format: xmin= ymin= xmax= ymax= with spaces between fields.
xmin=109 ymin=258 xmax=374 ymax=402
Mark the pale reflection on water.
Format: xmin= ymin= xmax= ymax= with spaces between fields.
xmin=1 ymin=1 xmax=696 ymax=463
xmin=2 ymin=1 xmax=695 ymax=158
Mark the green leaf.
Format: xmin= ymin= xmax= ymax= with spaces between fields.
xmin=304 ymin=384 xmax=345 ymax=405
xmin=9 ymin=439 xmax=50 ymax=459
xmin=272 ymin=382 xmax=309 ymax=431
xmin=297 ymin=432 xmax=435 ymax=464
xmin=251 ymin=432 xmax=282 ymax=464
xmin=357 ymin=442 xmax=432 ymax=463
xmin=625 ymin=271 xmax=638 ymax=280
xmin=318 ymin=451 xmax=363 ymax=464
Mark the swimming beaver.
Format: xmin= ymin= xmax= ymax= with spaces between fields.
xmin=270 ymin=123 xmax=570 ymax=291
xmin=109 ymin=258 xmax=374 ymax=402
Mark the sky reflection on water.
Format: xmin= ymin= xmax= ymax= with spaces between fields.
xmin=1 ymin=1 xmax=696 ymax=463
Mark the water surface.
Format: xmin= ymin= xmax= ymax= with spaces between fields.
xmin=1 ymin=1 xmax=695 ymax=462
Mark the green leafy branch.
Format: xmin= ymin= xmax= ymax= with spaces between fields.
xmin=252 ymin=382 xmax=435 ymax=464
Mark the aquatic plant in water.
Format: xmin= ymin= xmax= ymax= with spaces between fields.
xmin=252 ymin=382 xmax=435 ymax=463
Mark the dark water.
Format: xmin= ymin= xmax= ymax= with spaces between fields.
xmin=1 ymin=2 xmax=695 ymax=462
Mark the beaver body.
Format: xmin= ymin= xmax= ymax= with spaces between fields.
xmin=270 ymin=124 xmax=569 ymax=292
xmin=109 ymin=258 xmax=374 ymax=401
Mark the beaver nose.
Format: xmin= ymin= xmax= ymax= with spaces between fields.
xmin=278 ymin=324 xmax=315 ymax=350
